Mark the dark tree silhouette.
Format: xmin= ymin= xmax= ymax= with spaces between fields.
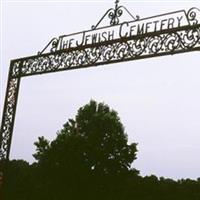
xmin=33 ymin=100 xmax=138 ymax=200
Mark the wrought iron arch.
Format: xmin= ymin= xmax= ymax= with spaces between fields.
xmin=0 ymin=2 xmax=200 ymax=179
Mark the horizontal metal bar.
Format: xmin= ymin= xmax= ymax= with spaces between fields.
xmin=13 ymin=46 xmax=200 ymax=79
xmin=11 ymin=24 xmax=200 ymax=64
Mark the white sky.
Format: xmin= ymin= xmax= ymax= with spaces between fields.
xmin=1 ymin=0 xmax=200 ymax=180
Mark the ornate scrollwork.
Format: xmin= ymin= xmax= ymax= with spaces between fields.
xmin=163 ymin=33 xmax=179 ymax=51
xmin=108 ymin=1 xmax=123 ymax=26
xmin=39 ymin=7 xmax=200 ymax=56
xmin=0 ymin=78 xmax=20 ymax=160
xmin=187 ymin=7 xmax=200 ymax=25
xmin=9 ymin=25 xmax=200 ymax=79
xmin=91 ymin=0 xmax=139 ymax=30
xmin=12 ymin=61 xmax=21 ymax=77
xmin=147 ymin=36 xmax=163 ymax=54
xmin=116 ymin=42 xmax=129 ymax=59
xmin=128 ymin=39 xmax=146 ymax=57
xmin=181 ymin=28 xmax=200 ymax=48
xmin=38 ymin=38 xmax=59 ymax=55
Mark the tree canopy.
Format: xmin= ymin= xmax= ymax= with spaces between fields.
xmin=32 ymin=100 xmax=138 ymax=199
xmin=34 ymin=100 xmax=137 ymax=173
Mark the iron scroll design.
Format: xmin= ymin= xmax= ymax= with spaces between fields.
xmin=11 ymin=25 xmax=200 ymax=79
xmin=91 ymin=0 xmax=139 ymax=30
xmin=38 ymin=7 xmax=200 ymax=55
xmin=0 ymin=63 xmax=21 ymax=161
xmin=187 ymin=7 xmax=200 ymax=25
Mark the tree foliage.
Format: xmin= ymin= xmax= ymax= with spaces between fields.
xmin=32 ymin=100 xmax=138 ymax=199
xmin=34 ymin=100 xmax=137 ymax=174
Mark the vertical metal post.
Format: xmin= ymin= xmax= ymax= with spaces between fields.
xmin=0 ymin=61 xmax=21 ymax=193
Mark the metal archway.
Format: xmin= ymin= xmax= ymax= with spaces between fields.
xmin=0 ymin=2 xmax=200 ymax=174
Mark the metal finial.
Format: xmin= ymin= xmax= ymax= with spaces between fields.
xmin=91 ymin=0 xmax=139 ymax=30
xmin=115 ymin=0 xmax=119 ymax=8
xmin=108 ymin=0 xmax=122 ymax=25
xmin=114 ymin=0 xmax=120 ymax=15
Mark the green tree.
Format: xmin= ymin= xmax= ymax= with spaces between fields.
xmin=33 ymin=100 xmax=138 ymax=200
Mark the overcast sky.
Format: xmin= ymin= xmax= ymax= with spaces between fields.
xmin=1 ymin=0 xmax=200 ymax=180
